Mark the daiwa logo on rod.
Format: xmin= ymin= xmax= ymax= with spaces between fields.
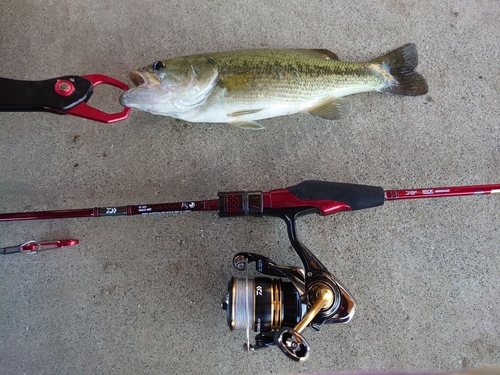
xmin=181 ymin=202 xmax=196 ymax=209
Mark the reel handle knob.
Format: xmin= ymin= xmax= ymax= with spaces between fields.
xmin=274 ymin=327 xmax=310 ymax=361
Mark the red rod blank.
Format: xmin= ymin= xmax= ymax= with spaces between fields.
xmin=384 ymin=184 xmax=500 ymax=200
xmin=0 ymin=200 xmax=219 ymax=222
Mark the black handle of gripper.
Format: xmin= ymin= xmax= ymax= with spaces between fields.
xmin=0 ymin=76 xmax=92 ymax=112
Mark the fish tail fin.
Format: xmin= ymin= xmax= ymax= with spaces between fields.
xmin=371 ymin=43 xmax=428 ymax=96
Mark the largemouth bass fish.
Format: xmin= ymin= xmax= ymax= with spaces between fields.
xmin=120 ymin=44 xmax=428 ymax=130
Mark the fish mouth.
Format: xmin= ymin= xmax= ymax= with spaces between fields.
xmin=129 ymin=70 xmax=160 ymax=88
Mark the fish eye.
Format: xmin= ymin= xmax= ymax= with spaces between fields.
xmin=152 ymin=61 xmax=165 ymax=70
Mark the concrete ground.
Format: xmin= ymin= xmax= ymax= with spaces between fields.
xmin=1 ymin=1 xmax=499 ymax=374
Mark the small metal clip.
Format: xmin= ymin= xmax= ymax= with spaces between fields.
xmin=1 ymin=239 xmax=79 ymax=255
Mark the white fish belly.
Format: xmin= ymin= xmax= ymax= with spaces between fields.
xmin=181 ymin=80 xmax=384 ymax=123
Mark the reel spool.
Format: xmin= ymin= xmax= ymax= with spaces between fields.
xmin=222 ymin=275 xmax=310 ymax=361
xmin=223 ymin=277 xmax=303 ymax=333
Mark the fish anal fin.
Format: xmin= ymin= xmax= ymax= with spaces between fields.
xmin=294 ymin=49 xmax=339 ymax=60
xmin=308 ymin=98 xmax=351 ymax=120
xmin=229 ymin=120 xmax=265 ymax=130
xmin=218 ymin=71 xmax=255 ymax=92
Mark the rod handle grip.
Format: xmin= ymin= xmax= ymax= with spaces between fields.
xmin=287 ymin=180 xmax=385 ymax=211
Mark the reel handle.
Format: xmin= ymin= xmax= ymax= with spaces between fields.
xmin=295 ymin=284 xmax=335 ymax=333
xmin=274 ymin=284 xmax=335 ymax=361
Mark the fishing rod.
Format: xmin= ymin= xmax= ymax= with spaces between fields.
xmin=1 ymin=180 xmax=499 ymax=361
xmin=1 ymin=181 xmax=498 ymax=222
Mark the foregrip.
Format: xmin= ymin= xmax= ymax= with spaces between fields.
xmin=287 ymin=180 xmax=384 ymax=210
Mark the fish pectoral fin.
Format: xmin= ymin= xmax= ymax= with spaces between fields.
xmin=228 ymin=109 xmax=263 ymax=117
xmin=308 ymin=98 xmax=351 ymax=120
xmin=294 ymin=49 xmax=339 ymax=60
xmin=218 ymin=71 xmax=255 ymax=92
xmin=229 ymin=120 xmax=265 ymax=130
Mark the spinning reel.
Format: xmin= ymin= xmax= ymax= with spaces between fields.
xmin=221 ymin=202 xmax=356 ymax=361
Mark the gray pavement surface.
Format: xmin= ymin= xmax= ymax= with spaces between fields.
xmin=1 ymin=1 xmax=499 ymax=374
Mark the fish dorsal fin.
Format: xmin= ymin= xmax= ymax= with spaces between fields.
xmin=294 ymin=49 xmax=339 ymax=60
xmin=308 ymin=97 xmax=351 ymax=120
xmin=218 ymin=71 xmax=255 ymax=92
